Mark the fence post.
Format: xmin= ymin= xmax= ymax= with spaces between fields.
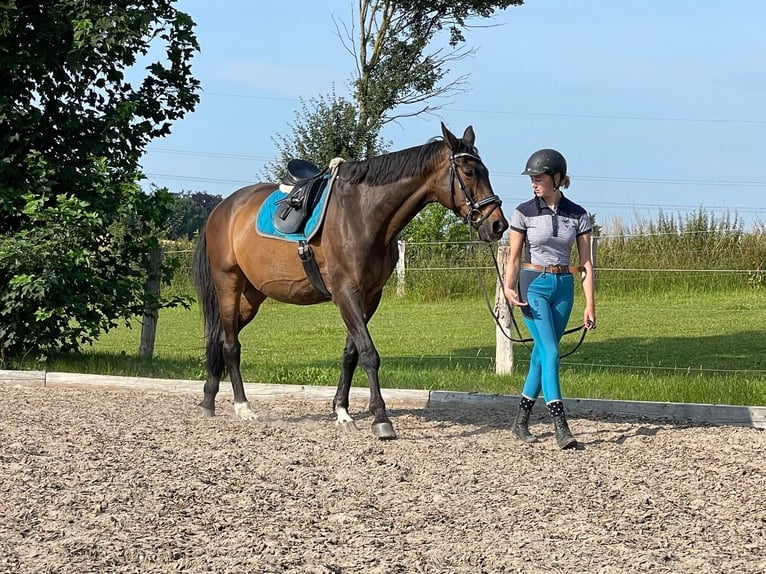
xmin=494 ymin=246 xmax=513 ymax=374
xmin=591 ymin=235 xmax=598 ymax=287
xmin=396 ymin=239 xmax=406 ymax=297
xmin=139 ymin=245 xmax=164 ymax=358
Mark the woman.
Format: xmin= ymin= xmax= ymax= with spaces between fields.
xmin=503 ymin=149 xmax=596 ymax=449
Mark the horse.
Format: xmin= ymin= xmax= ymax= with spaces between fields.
xmin=192 ymin=123 xmax=509 ymax=439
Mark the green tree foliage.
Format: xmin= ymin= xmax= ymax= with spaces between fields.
xmin=166 ymin=191 xmax=221 ymax=240
xmin=349 ymin=0 xmax=524 ymax=156
xmin=187 ymin=190 xmax=221 ymax=216
xmin=399 ymin=203 xmax=470 ymax=243
xmin=265 ymin=89 xmax=388 ymax=179
xmin=271 ymin=1 xmax=522 ymax=237
xmin=0 ymin=1 xmax=200 ymax=362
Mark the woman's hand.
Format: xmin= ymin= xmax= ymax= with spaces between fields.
xmin=584 ymin=309 xmax=596 ymax=330
xmin=504 ymin=285 xmax=527 ymax=307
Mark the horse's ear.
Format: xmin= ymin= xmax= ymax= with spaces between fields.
xmin=462 ymin=125 xmax=476 ymax=147
xmin=441 ymin=122 xmax=459 ymax=151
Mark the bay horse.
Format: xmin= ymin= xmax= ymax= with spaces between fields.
xmin=192 ymin=123 xmax=508 ymax=439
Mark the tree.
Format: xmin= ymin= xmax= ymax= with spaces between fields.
xmin=166 ymin=191 xmax=221 ymax=240
xmin=271 ymin=2 xmax=521 ymax=166
xmin=265 ymin=88 xmax=388 ymax=179
xmin=188 ymin=191 xmax=222 ymax=217
xmin=0 ymin=1 xmax=200 ymax=362
xmin=269 ymin=2 xmax=521 ymax=237
xmin=399 ymin=204 xmax=470 ymax=243
xmin=344 ymin=0 xmax=524 ymax=156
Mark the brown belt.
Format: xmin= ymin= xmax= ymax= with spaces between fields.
xmin=522 ymin=263 xmax=584 ymax=274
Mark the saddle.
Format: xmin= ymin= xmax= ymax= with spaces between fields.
xmin=274 ymin=159 xmax=328 ymax=234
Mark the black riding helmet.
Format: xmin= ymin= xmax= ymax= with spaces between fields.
xmin=521 ymin=149 xmax=567 ymax=179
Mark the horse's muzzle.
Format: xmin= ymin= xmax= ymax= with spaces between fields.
xmin=475 ymin=209 xmax=508 ymax=242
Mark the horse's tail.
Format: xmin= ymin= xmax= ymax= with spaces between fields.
xmin=192 ymin=231 xmax=226 ymax=380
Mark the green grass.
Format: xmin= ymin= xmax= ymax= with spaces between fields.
xmin=24 ymin=287 xmax=766 ymax=407
xmin=9 ymin=214 xmax=764 ymax=405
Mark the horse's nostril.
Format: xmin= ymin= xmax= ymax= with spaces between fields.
xmin=493 ymin=219 xmax=508 ymax=235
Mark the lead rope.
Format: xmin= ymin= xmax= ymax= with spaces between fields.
xmin=466 ymin=233 xmax=587 ymax=358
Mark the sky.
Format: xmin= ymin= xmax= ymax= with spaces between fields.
xmin=139 ymin=0 xmax=766 ymax=231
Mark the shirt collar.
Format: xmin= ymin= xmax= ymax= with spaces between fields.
xmin=535 ymin=192 xmax=567 ymax=214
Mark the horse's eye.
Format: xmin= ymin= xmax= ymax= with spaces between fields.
xmin=463 ymin=168 xmax=475 ymax=178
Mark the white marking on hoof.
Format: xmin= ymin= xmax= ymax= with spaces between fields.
xmin=338 ymin=421 xmax=360 ymax=432
xmin=234 ymin=401 xmax=259 ymax=420
xmin=335 ymin=406 xmax=354 ymax=425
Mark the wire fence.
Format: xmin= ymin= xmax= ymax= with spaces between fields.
xmin=157 ymin=233 xmax=765 ymax=377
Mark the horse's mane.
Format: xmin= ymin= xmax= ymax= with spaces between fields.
xmin=338 ymin=137 xmax=478 ymax=186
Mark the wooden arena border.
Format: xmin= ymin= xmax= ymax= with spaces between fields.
xmin=2 ymin=370 xmax=764 ymax=429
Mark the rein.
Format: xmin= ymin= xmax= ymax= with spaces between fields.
xmin=445 ymin=148 xmax=587 ymax=357
xmin=449 ymin=152 xmax=502 ymax=228
xmin=469 ymin=236 xmax=588 ymax=359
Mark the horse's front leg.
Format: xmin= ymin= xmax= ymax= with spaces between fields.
xmin=335 ymin=295 xmax=395 ymax=439
xmin=333 ymin=333 xmax=359 ymax=430
xmin=359 ymin=335 xmax=395 ymax=439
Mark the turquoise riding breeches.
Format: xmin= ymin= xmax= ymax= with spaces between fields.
xmin=519 ymin=269 xmax=575 ymax=403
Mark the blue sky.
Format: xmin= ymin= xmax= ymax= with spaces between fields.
xmin=140 ymin=0 xmax=766 ymax=230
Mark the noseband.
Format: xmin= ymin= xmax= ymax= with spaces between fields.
xmin=449 ymin=152 xmax=502 ymax=228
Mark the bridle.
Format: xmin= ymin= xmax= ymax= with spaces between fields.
xmin=449 ymin=152 xmax=502 ymax=228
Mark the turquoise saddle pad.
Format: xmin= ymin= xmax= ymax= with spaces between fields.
xmin=255 ymin=183 xmax=331 ymax=242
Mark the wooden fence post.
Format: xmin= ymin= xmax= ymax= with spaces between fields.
xmin=591 ymin=235 xmax=599 ymax=287
xmin=396 ymin=240 xmax=406 ymax=297
xmin=139 ymin=245 xmax=164 ymax=358
xmin=494 ymin=246 xmax=513 ymax=374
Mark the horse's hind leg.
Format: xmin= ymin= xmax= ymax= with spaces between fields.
xmin=224 ymin=283 xmax=266 ymax=419
xmin=200 ymin=276 xmax=265 ymax=420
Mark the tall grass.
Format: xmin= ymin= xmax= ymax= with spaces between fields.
xmin=595 ymin=210 xmax=765 ymax=295
xmin=165 ymin=213 xmax=765 ymax=302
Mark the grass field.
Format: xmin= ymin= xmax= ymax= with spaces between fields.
xmin=36 ymin=286 xmax=766 ymax=407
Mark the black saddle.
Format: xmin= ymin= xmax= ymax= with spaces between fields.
xmin=282 ymin=159 xmax=323 ymax=186
xmin=274 ymin=159 xmax=328 ymax=234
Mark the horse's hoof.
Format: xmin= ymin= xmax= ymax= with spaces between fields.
xmin=337 ymin=420 xmax=360 ymax=432
xmin=372 ymin=422 xmax=397 ymax=440
xmin=234 ymin=401 xmax=259 ymax=420
xmin=197 ymin=405 xmax=215 ymax=418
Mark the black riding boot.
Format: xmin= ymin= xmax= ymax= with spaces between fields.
xmin=548 ymin=400 xmax=578 ymax=450
xmin=512 ymin=396 xmax=537 ymax=443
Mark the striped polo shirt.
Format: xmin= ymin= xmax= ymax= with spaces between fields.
xmin=510 ymin=195 xmax=592 ymax=266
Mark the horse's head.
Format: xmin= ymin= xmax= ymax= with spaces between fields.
xmin=437 ymin=123 xmax=509 ymax=242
